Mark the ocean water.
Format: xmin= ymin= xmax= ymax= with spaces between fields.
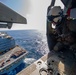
xmin=1 ymin=30 xmax=49 ymax=75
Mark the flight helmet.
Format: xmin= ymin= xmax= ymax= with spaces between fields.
xmin=47 ymin=6 xmax=63 ymax=24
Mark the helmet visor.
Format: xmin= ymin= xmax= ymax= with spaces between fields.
xmin=47 ymin=15 xmax=60 ymax=22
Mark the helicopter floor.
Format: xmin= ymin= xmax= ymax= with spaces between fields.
xmin=17 ymin=50 xmax=76 ymax=75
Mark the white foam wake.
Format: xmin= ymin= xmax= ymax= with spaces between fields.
xmin=24 ymin=58 xmax=36 ymax=64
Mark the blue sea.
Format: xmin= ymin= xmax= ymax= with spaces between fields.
xmin=1 ymin=30 xmax=49 ymax=75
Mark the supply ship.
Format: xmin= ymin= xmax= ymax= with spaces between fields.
xmin=0 ymin=32 xmax=27 ymax=74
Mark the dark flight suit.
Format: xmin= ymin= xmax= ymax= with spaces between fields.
xmin=53 ymin=17 xmax=76 ymax=51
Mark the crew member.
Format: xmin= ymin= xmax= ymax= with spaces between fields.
xmin=47 ymin=6 xmax=76 ymax=51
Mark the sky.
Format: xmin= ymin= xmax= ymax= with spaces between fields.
xmin=0 ymin=0 xmax=64 ymax=31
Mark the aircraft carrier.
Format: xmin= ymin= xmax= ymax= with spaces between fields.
xmin=0 ymin=32 xmax=27 ymax=74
